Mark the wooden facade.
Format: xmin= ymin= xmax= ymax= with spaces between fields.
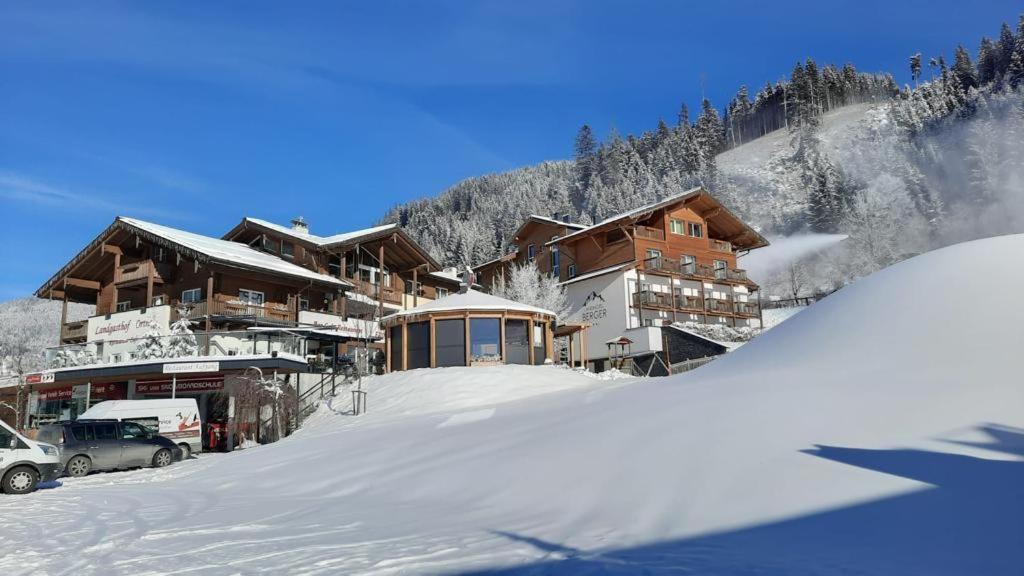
xmin=474 ymin=215 xmax=585 ymax=291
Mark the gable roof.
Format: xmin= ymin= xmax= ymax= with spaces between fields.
xmin=548 ymin=187 xmax=769 ymax=251
xmin=229 ymin=217 xmax=440 ymax=270
xmin=35 ymin=217 xmax=350 ymax=299
xmin=239 ymin=217 xmax=399 ymax=247
xmin=381 ymin=289 xmax=556 ymax=324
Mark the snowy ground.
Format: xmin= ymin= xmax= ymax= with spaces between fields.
xmin=3 ymin=235 xmax=1024 ymax=575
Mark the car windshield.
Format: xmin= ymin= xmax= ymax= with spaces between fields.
xmin=36 ymin=426 xmax=63 ymax=445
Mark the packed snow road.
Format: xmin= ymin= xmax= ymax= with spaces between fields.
xmin=3 ymin=236 xmax=1024 ymax=575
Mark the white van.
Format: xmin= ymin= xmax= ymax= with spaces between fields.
xmin=79 ymin=399 xmax=203 ymax=458
xmin=0 ymin=419 xmax=62 ymax=494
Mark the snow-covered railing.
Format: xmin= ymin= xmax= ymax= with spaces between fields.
xmin=44 ymin=330 xmax=304 ymax=370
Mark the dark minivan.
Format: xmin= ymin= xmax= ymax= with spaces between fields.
xmin=35 ymin=419 xmax=183 ymax=477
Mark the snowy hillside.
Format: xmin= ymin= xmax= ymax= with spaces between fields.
xmin=0 ymin=298 xmax=91 ymax=382
xmin=4 ymin=234 xmax=1023 ymax=574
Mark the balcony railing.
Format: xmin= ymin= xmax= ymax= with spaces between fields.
xmin=171 ymin=297 xmax=294 ymax=324
xmin=115 ymin=260 xmax=173 ymax=286
xmin=60 ymin=320 xmax=88 ymax=342
xmin=709 ymin=239 xmax=733 ymax=253
xmin=644 ymin=257 xmax=754 ymax=286
xmin=45 ymin=330 xmax=305 ymax=370
xmin=634 ymin=226 xmax=666 ymax=241
xmin=632 ymin=288 xmax=760 ymax=318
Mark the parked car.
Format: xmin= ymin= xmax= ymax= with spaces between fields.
xmin=78 ymin=398 xmax=202 ymax=459
xmin=0 ymin=419 xmax=62 ymax=494
xmin=35 ymin=419 xmax=183 ymax=477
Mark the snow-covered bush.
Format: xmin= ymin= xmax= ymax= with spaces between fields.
xmin=674 ymin=321 xmax=759 ymax=343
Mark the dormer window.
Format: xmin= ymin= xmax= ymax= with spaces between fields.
xmin=281 ymin=241 xmax=294 ymax=259
xmin=688 ymin=222 xmax=703 ymax=238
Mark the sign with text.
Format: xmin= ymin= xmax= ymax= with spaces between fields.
xmin=163 ymin=361 xmax=219 ymax=374
xmin=26 ymin=372 xmax=55 ymax=384
xmin=87 ymin=305 xmax=171 ymax=343
xmin=136 ymin=377 xmax=224 ymax=395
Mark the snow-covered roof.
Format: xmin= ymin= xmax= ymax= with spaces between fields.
xmin=243 ymin=217 xmax=398 ymax=248
xmin=426 ymin=269 xmax=461 ymax=284
xmin=524 ymin=214 xmax=587 ymax=231
xmin=666 ymin=323 xmax=745 ymax=351
xmin=118 ymin=217 xmax=350 ymax=287
xmin=381 ymin=289 xmax=556 ymax=324
xmin=548 ymin=187 xmax=703 ymax=246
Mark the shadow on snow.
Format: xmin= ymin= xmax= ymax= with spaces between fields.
xmin=460 ymin=423 xmax=1024 ymax=576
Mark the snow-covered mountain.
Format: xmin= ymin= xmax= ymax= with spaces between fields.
xmin=0 ymin=297 xmax=91 ymax=382
xmin=4 ymin=233 xmax=1022 ymax=574
xmin=382 ymin=16 xmax=1024 ymax=297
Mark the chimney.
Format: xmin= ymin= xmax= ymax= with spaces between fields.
xmin=291 ymin=216 xmax=309 ymax=234
xmin=560 ymin=212 xmax=571 ymax=224
xmin=458 ymin=265 xmax=477 ymax=294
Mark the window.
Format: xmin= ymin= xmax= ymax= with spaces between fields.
xmin=91 ymin=422 xmax=118 ymax=440
xmin=670 ymin=219 xmax=685 ymax=235
xmin=120 ymin=422 xmax=148 ymax=439
xmin=681 ymin=254 xmax=696 ymax=274
xmin=550 ymin=247 xmax=560 ymax=277
xmin=116 ymin=300 xmax=131 ymax=312
xmin=281 ymin=241 xmax=294 ymax=259
xmin=504 ymin=319 xmax=530 ymax=365
xmin=437 ymin=287 xmax=449 ymax=298
xmin=262 ymin=236 xmax=279 ymax=253
xmin=645 ymin=249 xmax=662 ymax=261
xmin=567 ymin=264 xmax=576 ymax=279
xmin=299 ymin=297 xmax=310 ymax=311
xmin=434 ymin=318 xmax=465 ymax=367
xmin=181 ymin=288 xmax=202 ymax=303
xmin=688 ymin=222 xmax=703 ymax=238
xmin=470 ymin=318 xmax=501 ymax=363
xmin=406 ymin=321 xmax=430 ymax=369
xmin=69 ymin=425 xmax=92 ymax=442
xmin=152 ymin=295 xmax=165 ymax=306
xmin=0 ymin=427 xmax=14 ymax=449
xmin=714 ymin=259 xmax=728 ymax=279
xmin=328 ymin=256 xmax=342 ymax=278
xmin=527 ymin=244 xmax=536 ymax=263
xmin=344 ymin=252 xmax=356 ymax=278
xmin=239 ymin=289 xmax=265 ymax=306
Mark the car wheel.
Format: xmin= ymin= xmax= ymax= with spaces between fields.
xmin=66 ymin=455 xmax=92 ymax=478
xmin=2 ymin=466 xmax=40 ymax=495
xmin=178 ymin=443 xmax=191 ymax=459
xmin=152 ymin=448 xmax=172 ymax=468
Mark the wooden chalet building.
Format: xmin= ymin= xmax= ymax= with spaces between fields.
xmin=473 ymin=187 xmax=769 ymax=372
xmin=474 ymin=214 xmax=586 ymax=289
xmin=25 ymin=215 xmax=458 ymax=434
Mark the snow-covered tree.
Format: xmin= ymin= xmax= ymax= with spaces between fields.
xmin=491 ymin=261 xmax=569 ymax=320
xmin=165 ymin=314 xmax=199 ymax=358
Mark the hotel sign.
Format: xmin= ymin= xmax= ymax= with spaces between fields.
xmin=163 ymin=361 xmax=219 ymax=374
xmin=87 ymin=305 xmax=171 ymax=343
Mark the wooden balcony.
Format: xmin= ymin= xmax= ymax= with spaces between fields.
xmin=349 ymin=278 xmax=403 ymax=305
xmin=643 ymin=257 xmax=757 ymax=288
xmin=632 ymin=289 xmax=760 ymax=318
xmin=171 ymin=297 xmax=295 ymax=324
xmin=60 ymin=320 xmax=88 ymax=342
xmin=709 ymin=239 xmax=733 ymax=253
xmin=115 ymin=260 xmax=173 ymax=287
xmin=634 ymin=226 xmax=666 ymax=241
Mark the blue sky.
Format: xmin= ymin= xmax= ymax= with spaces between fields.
xmin=1 ymin=1 xmax=1020 ymax=300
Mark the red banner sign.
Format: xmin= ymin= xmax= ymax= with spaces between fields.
xmin=37 ymin=386 xmax=72 ymax=401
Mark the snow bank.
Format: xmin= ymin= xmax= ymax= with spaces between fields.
xmin=3 ymin=235 xmax=1023 ymax=575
